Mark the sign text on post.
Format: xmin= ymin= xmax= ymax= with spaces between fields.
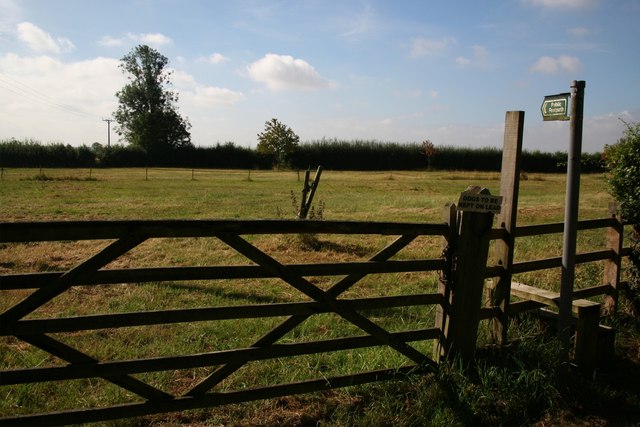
xmin=541 ymin=93 xmax=570 ymax=121
xmin=458 ymin=192 xmax=503 ymax=214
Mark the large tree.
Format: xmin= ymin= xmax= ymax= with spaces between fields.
xmin=257 ymin=118 xmax=299 ymax=170
xmin=113 ymin=45 xmax=192 ymax=158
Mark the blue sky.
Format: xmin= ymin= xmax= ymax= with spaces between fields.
xmin=1 ymin=0 xmax=638 ymax=153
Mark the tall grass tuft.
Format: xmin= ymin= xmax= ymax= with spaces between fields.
xmin=318 ymin=318 xmax=565 ymax=426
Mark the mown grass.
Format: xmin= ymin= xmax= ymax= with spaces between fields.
xmin=0 ymin=167 xmax=612 ymax=222
xmin=1 ymin=168 xmax=638 ymax=426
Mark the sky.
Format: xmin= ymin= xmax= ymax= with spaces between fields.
xmin=1 ymin=0 xmax=639 ymax=153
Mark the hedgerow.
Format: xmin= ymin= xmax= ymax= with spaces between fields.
xmin=0 ymin=138 xmax=604 ymax=173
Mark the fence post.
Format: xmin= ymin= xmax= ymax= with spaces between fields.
xmin=603 ymin=202 xmax=623 ymax=315
xmin=434 ymin=203 xmax=458 ymax=361
xmin=488 ymin=111 xmax=525 ymax=345
xmin=574 ymin=303 xmax=600 ymax=375
xmin=441 ymin=186 xmax=495 ymax=362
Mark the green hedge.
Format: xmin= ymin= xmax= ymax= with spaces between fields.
xmin=0 ymin=138 xmax=603 ymax=173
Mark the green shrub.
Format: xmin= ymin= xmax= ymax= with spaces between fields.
xmin=603 ymin=121 xmax=640 ymax=225
xmin=603 ymin=121 xmax=640 ymax=315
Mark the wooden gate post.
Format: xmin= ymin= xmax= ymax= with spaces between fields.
xmin=603 ymin=202 xmax=623 ymax=315
xmin=441 ymin=187 xmax=495 ymax=362
xmin=488 ymin=111 xmax=525 ymax=345
xmin=434 ymin=203 xmax=458 ymax=361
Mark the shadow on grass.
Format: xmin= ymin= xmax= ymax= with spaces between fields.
xmin=163 ymin=281 xmax=291 ymax=304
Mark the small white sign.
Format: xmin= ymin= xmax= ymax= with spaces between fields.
xmin=458 ymin=192 xmax=503 ymax=214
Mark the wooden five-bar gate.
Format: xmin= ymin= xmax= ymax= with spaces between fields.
xmin=0 ymin=112 xmax=633 ymax=425
xmin=1 ymin=218 xmax=455 ymax=425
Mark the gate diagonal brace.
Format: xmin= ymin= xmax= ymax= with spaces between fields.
xmin=18 ymin=333 xmax=171 ymax=400
xmin=186 ymin=233 xmax=427 ymax=396
xmin=0 ymin=233 xmax=147 ymax=325
xmin=0 ymin=233 xmax=170 ymax=401
xmin=218 ymin=235 xmax=429 ymax=357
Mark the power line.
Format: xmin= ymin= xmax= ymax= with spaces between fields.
xmin=0 ymin=73 xmax=101 ymax=119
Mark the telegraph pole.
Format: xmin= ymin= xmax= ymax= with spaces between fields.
xmin=102 ymin=118 xmax=113 ymax=147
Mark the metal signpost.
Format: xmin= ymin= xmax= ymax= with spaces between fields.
xmin=542 ymin=81 xmax=586 ymax=355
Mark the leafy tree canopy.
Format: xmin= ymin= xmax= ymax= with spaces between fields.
xmin=113 ymin=45 xmax=192 ymax=157
xmin=257 ymin=118 xmax=300 ymax=170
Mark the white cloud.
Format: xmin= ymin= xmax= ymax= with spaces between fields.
xmin=0 ymin=53 xmax=124 ymax=144
xmin=247 ymin=53 xmax=335 ymax=91
xmin=204 ymin=53 xmax=230 ymax=64
xmin=193 ymin=86 xmax=244 ymax=107
xmin=16 ymin=22 xmax=75 ymax=54
xmin=0 ymin=54 xmax=122 ymax=105
xmin=455 ymin=56 xmax=471 ymax=67
xmin=98 ymin=35 xmax=124 ymax=47
xmin=523 ymin=0 xmax=598 ymax=9
xmin=171 ymin=69 xmax=244 ymax=108
xmin=137 ymin=32 xmax=172 ymax=46
xmin=530 ymin=55 xmax=583 ymax=74
xmin=430 ymin=90 xmax=439 ymax=99
xmin=99 ymin=32 xmax=172 ymax=48
xmin=410 ymin=37 xmax=456 ymax=58
xmin=0 ymin=52 xmax=245 ymax=145
xmin=182 ymin=86 xmax=244 ymax=108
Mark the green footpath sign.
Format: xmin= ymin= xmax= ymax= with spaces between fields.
xmin=541 ymin=93 xmax=570 ymax=121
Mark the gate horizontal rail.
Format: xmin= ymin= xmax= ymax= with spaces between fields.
xmin=5 ymin=366 xmax=426 ymax=427
xmin=0 ymin=219 xmax=449 ymax=242
xmin=1 ymin=219 xmax=447 ymax=425
xmin=2 ymin=294 xmax=443 ymax=335
xmin=1 ymin=259 xmax=446 ymax=290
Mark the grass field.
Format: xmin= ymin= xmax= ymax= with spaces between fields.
xmin=1 ymin=168 xmax=638 ymax=426
xmin=0 ymin=167 xmax=613 ymax=222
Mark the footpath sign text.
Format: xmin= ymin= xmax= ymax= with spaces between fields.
xmin=541 ymin=93 xmax=570 ymax=121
